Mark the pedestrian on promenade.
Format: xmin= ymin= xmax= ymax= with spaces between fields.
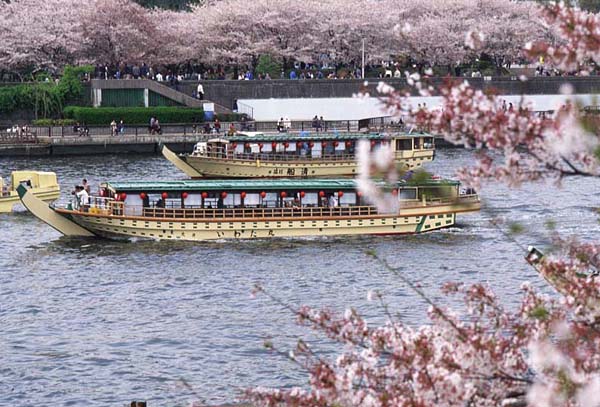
xmin=118 ymin=119 xmax=125 ymax=135
xmin=312 ymin=115 xmax=319 ymax=132
xmin=214 ymin=118 xmax=221 ymax=133
xmin=110 ymin=119 xmax=117 ymax=137
xmin=197 ymin=83 xmax=204 ymax=100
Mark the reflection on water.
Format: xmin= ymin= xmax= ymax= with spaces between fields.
xmin=0 ymin=150 xmax=599 ymax=406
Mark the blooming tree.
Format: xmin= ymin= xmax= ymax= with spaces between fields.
xmin=0 ymin=0 xmax=554 ymax=74
xmin=246 ymin=3 xmax=600 ymax=407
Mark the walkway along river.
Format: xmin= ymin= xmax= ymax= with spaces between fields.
xmin=0 ymin=150 xmax=598 ymax=406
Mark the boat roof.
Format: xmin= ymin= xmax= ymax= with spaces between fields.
xmin=103 ymin=178 xmax=458 ymax=192
xmin=226 ymin=132 xmax=429 ymax=143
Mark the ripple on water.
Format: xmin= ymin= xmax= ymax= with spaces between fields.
xmin=0 ymin=151 xmax=599 ymax=406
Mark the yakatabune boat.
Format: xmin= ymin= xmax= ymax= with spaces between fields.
xmin=18 ymin=178 xmax=480 ymax=241
xmin=0 ymin=171 xmax=60 ymax=213
xmin=162 ymin=132 xmax=435 ymax=178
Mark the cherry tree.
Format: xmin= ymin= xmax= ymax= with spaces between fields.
xmin=246 ymin=3 xmax=600 ymax=407
xmin=0 ymin=0 xmax=82 ymax=73
xmin=79 ymin=0 xmax=164 ymax=66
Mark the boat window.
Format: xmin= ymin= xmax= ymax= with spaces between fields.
xmin=399 ymin=188 xmax=417 ymax=200
xmin=423 ymin=137 xmax=434 ymax=149
xmin=244 ymin=193 xmax=261 ymax=206
xmin=339 ymin=192 xmax=357 ymax=205
xmin=395 ymin=139 xmax=413 ymax=151
xmin=414 ymin=138 xmax=422 ymax=149
xmin=303 ymin=193 xmax=319 ymax=205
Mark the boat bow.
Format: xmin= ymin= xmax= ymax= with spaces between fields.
xmin=17 ymin=185 xmax=95 ymax=237
xmin=160 ymin=145 xmax=203 ymax=178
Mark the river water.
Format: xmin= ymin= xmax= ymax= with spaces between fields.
xmin=0 ymin=150 xmax=599 ymax=406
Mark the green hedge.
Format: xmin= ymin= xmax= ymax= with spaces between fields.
xmin=63 ymin=106 xmax=205 ymax=125
xmin=32 ymin=118 xmax=77 ymax=126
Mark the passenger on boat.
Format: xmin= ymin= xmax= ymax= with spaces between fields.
xmin=156 ymin=198 xmax=165 ymax=208
xmin=72 ymin=185 xmax=89 ymax=211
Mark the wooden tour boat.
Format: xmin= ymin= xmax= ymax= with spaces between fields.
xmin=18 ymin=178 xmax=480 ymax=241
xmin=0 ymin=171 xmax=60 ymax=213
xmin=162 ymin=132 xmax=435 ymax=178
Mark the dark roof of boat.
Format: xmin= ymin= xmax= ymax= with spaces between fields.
xmin=103 ymin=178 xmax=459 ymax=192
xmin=224 ymin=132 xmax=430 ymax=143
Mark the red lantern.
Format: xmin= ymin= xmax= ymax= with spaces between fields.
xmin=319 ymin=191 xmax=325 ymax=198
xmin=162 ymin=192 xmax=168 ymax=199
xmin=244 ymin=142 xmax=250 ymax=148
xmin=231 ymin=142 xmax=237 ymax=149
xmin=297 ymin=141 xmax=303 ymax=148
xmin=300 ymin=191 xmax=306 ymax=198
xmin=338 ymin=191 xmax=344 ymax=197
xmin=280 ymin=191 xmax=287 ymax=198
xmin=309 ymin=142 xmax=314 ymax=148
xmin=345 ymin=140 xmax=352 ymax=148
xmin=321 ymin=141 xmax=327 ymax=148
xmin=258 ymin=143 xmax=263 ymax=150
xmin=284 ymin=142 xmax=289 ymax=149
xmin=371 ymin=140 xmax=376 ymax=147
xmin=139 ymin=192 xmax=146 ymax=200
xmin=357 ymin=191 xmax=363 ymax=197
xmin=260 ymin=191 xmax=267 ymax=199
xmin=271 ymin=142 xmax=277 ymax=149
xmin=221 ymin=191 xmax=228 ymax=199
xmin=120 ymin=192 xmax=127 ymax=200
xmin=240 ymin=191 xmax=247 ymax=199
xmin=333 ymin=141 xmax=339 ymax=147
xmin=201 ymin=191 xmax=208 ymax=199
xmin=182 ymin=192 xmax=189 ymax=199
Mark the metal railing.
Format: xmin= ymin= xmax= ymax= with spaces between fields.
xmin=75 ymin=193 xmax=479 ymax=220
xmin=199 ymin=152 xmax=358 ymax=162
xmin=0 ymin=131 xmax=39 ymax=144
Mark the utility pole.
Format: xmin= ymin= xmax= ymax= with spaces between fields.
xmin=361 ymin=39 xmax=365 ymax=79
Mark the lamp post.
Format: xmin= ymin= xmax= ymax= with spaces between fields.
xmin=361 ymin=38 xmax=365 ymax=79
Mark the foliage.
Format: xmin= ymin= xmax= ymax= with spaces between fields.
xmin=0 ymin=0 xmax=548 ymax=72
xmin=31 ymin=118 xmax=77 ymax=126
xmin=246 ymin=3 xmax=600 ymax=407
xmin=0 ymin=65 xmax=91 ymax=118
xmin=62 ymin=106 xmax=205 ymax=125
xmin=255 ymin=55 xmax=282 ymax=78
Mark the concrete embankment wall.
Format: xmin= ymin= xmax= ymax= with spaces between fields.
xmin=178 ymin=77 xmax=600 ymax=111
xmin=0 ymin=141 xmax=196 ymax=157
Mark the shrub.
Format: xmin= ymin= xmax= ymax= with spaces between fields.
xmin=63 ymin=106 xmax=205 ymax=125
xmin=32 ymin=118 xmax=77 ymax=126
xmin=215 ymin=112 xmax=249 ymax=122
xmin=256 ymin=54 xmax=282 ymax=79
xmin=0 ymin=65 xmax=92 ymax=118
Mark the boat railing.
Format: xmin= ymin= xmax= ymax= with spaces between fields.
xmin=195 ymin=152 xmax=358 ymax=162
xmin=73 ymin=194 xmax=480 ymax=218
xmin=93 ymin=203 xmax=379 ymax=219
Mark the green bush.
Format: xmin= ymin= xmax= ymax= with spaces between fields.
xmin=0 ymin=65 xmax=92 ymax=118
xmin=32 ymin=118 xmax=77 ymax=126
xmin=256 ymin=54 xmax=282 ymax=79
xmin=215 ymin=112 xmax=249 ymax=122
xmin=63 ymin=106 xmax=205 ymax=125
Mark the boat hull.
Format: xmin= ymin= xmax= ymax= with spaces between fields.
xmin=163 ymin=146 xmax=434 ymax=178
xmin=58 ymin=202 xmax=479 ymax=241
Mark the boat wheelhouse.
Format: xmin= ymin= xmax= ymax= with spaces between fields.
xmin=0 ymin=171 xmax=60 ymax=213
xmin=18 ymin=178 xmax=480 ymax=241
xmin=162 ymin=132 xmax=435 ymax=178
